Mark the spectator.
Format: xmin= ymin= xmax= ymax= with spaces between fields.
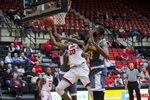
xmin=104 ymin=11 xmax=111 ymax=20
xmin=141 ymin=59 xmax=148 ymax=69
xmin=13 ymin=66 xmax=23 ymax=78
xmin=5 ymin=52 xmax=13 ymax=65
xmin=135 ymin=65 xmax=142 ymax=73
xmin=120 ymin=49 xmax=130 ymax=61
xmin=129 ymin=46 xmax=139 ymax=57
xmin=106 ymin=39 xmax=113 ymax=48
xmin=112 ymin=12 xmax=120 ymax=20
xmin=134 ymin=59 xmax=141 ymax=67
xmin=105 ymin=58 xmax=117 ymax=75
xmin=141 ymin=68 xmax=150 ymax=81
xmin=46 ymin=40 xmax=57 ymax=52
xmin=140 ymin=64 xmax=145 ymax=72
xmin=119 ymin=65 xmax=129 ymax=75
xmin=36 ymin=53 xmax=43 ymax=65
xmin=119 ymin=26 xmax=127 ymax=38
xmin=27 ymin=68 xmax=39 ymax=78
xmin=7 ymin=64 xmax=14 ymax=74
xmin=125 ymin=47 xmax=130 ymax=55
xmin=121 ymin=74 xmax=126 ymax=85
xmin=117 ymin=39 xmax=126 ymax=49
xmin=18 ymin=64 xmax=25 ymax=74
xmin=93 ymin=11 xmax=102 ymax=19
xmin=125 ymin=25 xmax=130 ymax=35
xmin=27 ymin=68 xmax=39 ymax=83
xmin=13 ymin=40 xmax=22 ymax=49
xmin=128 ymin=27 xmax=140 ymax=37
xmin=112 ymin=39 xmax=119 ymax=48
xmin=13 ymin=66 xmax=26 ymax=84
xmin=33 ymin=61 xmax=44 ymax=76
xmin=147 ymin=59 xmax=150 ymax=69
xmin=12 ymin=53 xmax=20 ymax=66
xmin=105 ymin=72 xmax=114 ymax=87
xmin=122 ymin=13 xmax=129 ymax=21
xmin=9 ymin=43 xmax=20 ymax=56
xmin=29 ymin=53 xmax=37 ymax=65
xmin=0 ymin=61 xmax=6 ymax=76
xmin=24 ymin=44 xmax=33 ymax=56
xmin=3 ymin=69 xmax=12 ymax=86
xmin=45 ymin=62 xmax=56 ymax=77
xmin=10 ymin=73 xmax=25 ymax=99
xmin=140 ymin=68 xmax=150 ymax=87
xmin=114 ymin=77 xmax=124 ymax=87
xmin=18 ymin=52 xmax=31 ymax=65
xmin=45 ymin=40 xmax=54 ymax=50
xmin=14 ymin=13 xmax=21 ymax=27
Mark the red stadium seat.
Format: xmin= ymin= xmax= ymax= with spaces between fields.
xmin=52 ymin=51 xmax=59 ymax=58
xmin=121 ymin=61 xmax=127 ymax=66
xmin=40 ymin=43 xmax=46 ymax=50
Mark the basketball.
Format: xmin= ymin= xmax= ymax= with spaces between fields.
xmin=43 ymin=16 xmax=54 ymax=27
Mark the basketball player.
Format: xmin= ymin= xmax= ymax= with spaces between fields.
xmin=47 ymin=27 xmax=77 ymax=100
xmin=46 ymin=28 xmax=93 ymax=100
xmin=82 ymin=25 xmax=109 ymax=100
xmin=39 ymin=68 xmax=53 ymax=100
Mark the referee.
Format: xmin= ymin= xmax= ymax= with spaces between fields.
xmin=125 ymin=63 xmax=141 ymax=100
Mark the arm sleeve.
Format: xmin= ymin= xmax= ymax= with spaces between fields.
xmin=137 ymin=70 xmax=140 ymax=77
xmin=125 ymin=70 xmax=129 ymax=78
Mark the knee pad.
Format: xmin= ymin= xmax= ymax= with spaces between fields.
xmin=56 ymin=85 xmax=64 ymax=96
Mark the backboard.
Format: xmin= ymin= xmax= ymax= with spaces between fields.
xmin=21 ymin=0 xmax=68 ymax=23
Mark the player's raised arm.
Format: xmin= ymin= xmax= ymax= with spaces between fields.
xmin=52 ymin=24 xmax=61 ymax=42
xmin=54 ymin=32 xmax=84 ymax=46
xmin=90 ymin=31 xmax=109 ymax=58
xmin=47 ymin=27 xmax=68 ymax=50
xmin=81 ymin=39 xmax=90 ymax=58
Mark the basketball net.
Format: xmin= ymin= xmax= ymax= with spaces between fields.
xmin=53 ymin=0 xmax=72 ymax=25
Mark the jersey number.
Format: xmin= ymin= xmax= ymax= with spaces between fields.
xmin=89 ymin=51 xmax=93 ymax=59
xmin=49 ymin=83 xmax=52 ymax=87
xmin=69 ymin=49 xmax=76 ymax=55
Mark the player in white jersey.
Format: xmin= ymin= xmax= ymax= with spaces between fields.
xmin=49 ymin=29 xmax=93 ymax=100
xmin=39 ymin=68 xmax=53 ymax=100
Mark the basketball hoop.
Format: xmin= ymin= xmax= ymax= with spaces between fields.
xmin=53 ymin=0 xmax=72 ymax=25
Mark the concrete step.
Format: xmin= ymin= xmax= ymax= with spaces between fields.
xmin=34 ymin=54 xmax=46 ymax=57
xmin=43 ymin=58 xmax=52 ymax=62
xmin=44 ymin=63 xmax=58 ymax=67
xmin=32 ymin=49 xmax=41 ymax=53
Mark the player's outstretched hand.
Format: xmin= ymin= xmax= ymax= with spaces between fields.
xmin=89 ymin=31 xmax=95 ymax=44
xmin=54 ymin=32 xmax=63 ymax=39
xmin=46 ymin=27 xmax=52 ymax=32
